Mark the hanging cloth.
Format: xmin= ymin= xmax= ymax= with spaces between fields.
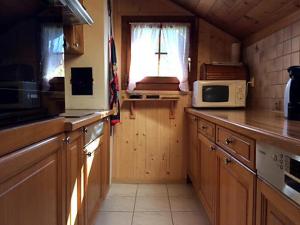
xmin=108 ymin=0 xmax=120 ymax=126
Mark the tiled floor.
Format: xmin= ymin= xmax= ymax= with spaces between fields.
xmin=93 ymin=184 xmax=210 ymax=225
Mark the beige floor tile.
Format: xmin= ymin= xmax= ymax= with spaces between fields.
xmin=132 ymin=212 xmax=173 ymax=225
xmin=167 ymin=184 xmax=195 ymax=197
xmin=93 ymin=212 xmax=133 ymax=225
xmin=172 ymin=211 xmax=210 ymax=225
xmin=135 ymin=196 xmax=170 ymax=212
xmin=170 ymin=197 xmax=201 ymax=211
xmin=137 ymin=184 xmax=168 ymax=197
xmin=100 ymin=196 xmax=135 ymax=212
xmin=108 ymin=183 xmax=138 ymax=197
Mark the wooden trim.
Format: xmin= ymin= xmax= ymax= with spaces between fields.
xmin=0 ymin=118 xmax=65 ymax=157
xmin=243 ymin=10 xmax=300 ymax=47
xmin=121 ymin=16 xmax=198 ymax=91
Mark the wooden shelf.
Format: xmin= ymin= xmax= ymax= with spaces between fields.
xmin=122 ymin=96 xmax=179 ymax=120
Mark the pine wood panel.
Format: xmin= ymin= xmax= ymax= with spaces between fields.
xmin=170 ymin=0 xmax=300 ymax=38
xmin=112 ymin=92 xmax=191 ymax=183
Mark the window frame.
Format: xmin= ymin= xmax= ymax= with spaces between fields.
xmin=121 ymin=16 xmax=198 ymax=91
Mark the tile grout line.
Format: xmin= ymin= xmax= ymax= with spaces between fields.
xmin=130 ymin=184 xmax=139 ymax=225
xmin=166 ymin=184 xmax=175 ymax=225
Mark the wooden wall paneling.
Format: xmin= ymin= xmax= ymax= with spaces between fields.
xmin=113 ymin=93 xmax=190 ymax=183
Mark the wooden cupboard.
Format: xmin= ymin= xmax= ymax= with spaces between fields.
xmin=101 ymin=119 xmax=111 ymax=198
xmin=216 ymin=148 xmax=255 ymax=225
xmin=187 ymin=114 xmax=199 ymax=186
xmin=64 ymin=0 xmax=84 ymax=55
xmin=0 ymin=134 xmax=65 ymax=225
xmin=256 ymin=179 xmax=300 ymax=225
xmin=198 ymin=133 xmax=217 ymax=225
xmin=65 ymin=130 xmax=85 ymax=225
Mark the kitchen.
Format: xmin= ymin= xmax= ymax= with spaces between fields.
xmin=0 ymin=0 xmax=299 ymax=225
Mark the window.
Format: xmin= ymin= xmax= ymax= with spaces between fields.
xmin=128 ymin=23 xmax=190 ymax=92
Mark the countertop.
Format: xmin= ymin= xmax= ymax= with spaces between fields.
xmin=63 ymin=109 xmax=114 ymax=131
xmin=186 ymin=108 xmax=300 ymax=155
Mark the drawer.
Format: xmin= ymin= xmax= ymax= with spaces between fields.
xmin=198 ymin=118 xmax=216 ymax=142
xmin=216 ymin=126 xmax=255 ymax=169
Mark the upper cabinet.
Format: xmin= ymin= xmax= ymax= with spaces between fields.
xmin=64 ymin=25 xmax=84 ymax=55
xmin=64 ymin=0 xmax=85 ymax=55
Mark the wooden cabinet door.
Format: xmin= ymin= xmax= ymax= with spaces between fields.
xmin=198 ymin=134 xmax=217 ymax=225
xmin=188 ymin=114 xmax=198 ymax=184
xmin=256 ymin=179 xmax=300 ymax=225
xmin=101 ymin=119 xmax=110 ymax=199
xmin=0 ymin=135 xmax=65 ymax=225
xmin=65 ymin=130 xmax=84 ymax=225
xmin=216 ymin=148 xmax=255 ymax=225
xmin=85 ymin=136 xmax=103 ymax=225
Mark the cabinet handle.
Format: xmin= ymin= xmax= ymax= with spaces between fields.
xmin=210 ymin=146 xmax=216 ymax=151
xmin=83 ymin=127 xmax=88 ymax=133
xmin=85 ymin=151 xmax=92 ymax=157
xmin=225 ymin=138 xmax=233 ymax=145
xmin=73 ymin=43 xmax=79 ymax=48
xmin=64 ymin=136 xmax=71 ymax=144
xmin=201 ymin=125 xmax=208 ymax=130
xmin=224 ymin=157 xmax=232 ymax=165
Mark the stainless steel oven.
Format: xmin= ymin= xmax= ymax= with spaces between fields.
xmin=257 ymin=142 xmax=300 ymax=205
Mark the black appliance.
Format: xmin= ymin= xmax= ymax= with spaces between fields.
xmin=0 ymin=0 xmax=93 ymax=129
xmin=284 ymin=66 xmax=300 ymax=121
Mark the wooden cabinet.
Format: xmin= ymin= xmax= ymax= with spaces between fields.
xmin=64 ymin=0 xmax=84 ymax=55
xmin=65 ymin=130 xmax=85 ymax=225
xmin=187 ymin=114 xmax=199 ymax=186
xmin=256 ymin=179 xmax=300 ymax=225
xmin=0 ymin=134 xmax=65 ymax=225
xmin=101 ymin=119 xmax=111 ymax=198
xmin=85 ymin=137 xmax=102 ymax=225
xmin=64 ymin=25 xmax=84 ymax=55
xmin=198 ymin=133 xmax=217 ymax=225
xmin=216 ymin=148 xmax=255 ymax=225
xmin=85 ymin=119 xmax=111 ymax=225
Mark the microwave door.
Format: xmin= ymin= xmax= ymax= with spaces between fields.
xmin=202 ymin=85 xmax=229 ymax=103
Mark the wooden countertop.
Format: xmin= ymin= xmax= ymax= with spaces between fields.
xmin=186 ymin=108 xmax=300 ymax=155
xmin=63 ymin=110 xmax=114 ymax=132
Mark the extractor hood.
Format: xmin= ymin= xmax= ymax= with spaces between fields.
xmin=58 ymin=0 xmax=94 ymax=25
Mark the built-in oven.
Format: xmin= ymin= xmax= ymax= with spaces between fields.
xmin=257 ymin=142 xmax=300 ymax=205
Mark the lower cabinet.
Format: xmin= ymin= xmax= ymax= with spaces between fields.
xmin=256 ymin=179 xmax=300 ymax=225
xmin=216 ymin=148 xmax=255 ymax=225
xmin=65 ymin=130 xmax=85 ymax=225
xmin=198 ymin=133 xmax=217 ymax=225
xmin=187 ymin=114 xmax=199 ymax=186
xmin=0 ymin=135 xmax=65 ymax=225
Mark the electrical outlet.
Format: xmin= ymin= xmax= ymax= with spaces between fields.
xmin=249 ymin=76 xmax=255 ymax=87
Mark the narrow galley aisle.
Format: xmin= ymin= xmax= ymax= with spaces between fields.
xmin=92 ymin=184 xmax=210 ymax=225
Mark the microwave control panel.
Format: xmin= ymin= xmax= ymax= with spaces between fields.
xmin=235 ymin=84 xmax=246 ymax=106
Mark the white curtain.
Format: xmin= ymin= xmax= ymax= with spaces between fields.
xmin=41 ymin=24 xmax=64 ymax=91
xmin=128 ymin=24 xmax=160 ymax=91
xmin=128 ymin=23 xmax=190 ymax=92
xmin=161 ymin=24 xmax=190 ymax=92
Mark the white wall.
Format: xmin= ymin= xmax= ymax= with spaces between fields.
xmin=65 ymin=0 xmax=109 ymax=110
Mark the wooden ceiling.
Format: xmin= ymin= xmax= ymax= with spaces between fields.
xmin=170 ymin=0 xmax=300 ymax=39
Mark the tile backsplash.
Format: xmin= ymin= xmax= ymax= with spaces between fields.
xmin=244 ymin=20 xmax=300 ymax=111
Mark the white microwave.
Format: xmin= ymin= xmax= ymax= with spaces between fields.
xmin=192 ymin=80 xmax=247 ymax=108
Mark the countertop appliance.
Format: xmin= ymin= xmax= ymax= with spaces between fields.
xmin=256 ymin=142 xmax=300 ymax=205
xmin=192 ymin=80 xmax=246 ymax=108
xmin=284 ymin=66 xmax=300 ymax=120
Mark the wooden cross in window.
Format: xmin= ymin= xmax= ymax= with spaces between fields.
xmin=155 ymin=26 xmax=168 ymax=76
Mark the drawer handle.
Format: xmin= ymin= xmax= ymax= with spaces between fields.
xmin=83 ymin=128 xmax=88 ymax=133
xmin=225 ymin=138 xmax=233 ymax=145
xmin=64 ymin=136 xmax=71 ymax=144
xmin=201 ymin=125 xmax=208 ymax=130
xmin=224 ymin=157 xmax=232 ymax=165
xmin=210 ymin=146 xmax=216 ymax=151
xmin=85 ymin=152 xmax=92 ymax=157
